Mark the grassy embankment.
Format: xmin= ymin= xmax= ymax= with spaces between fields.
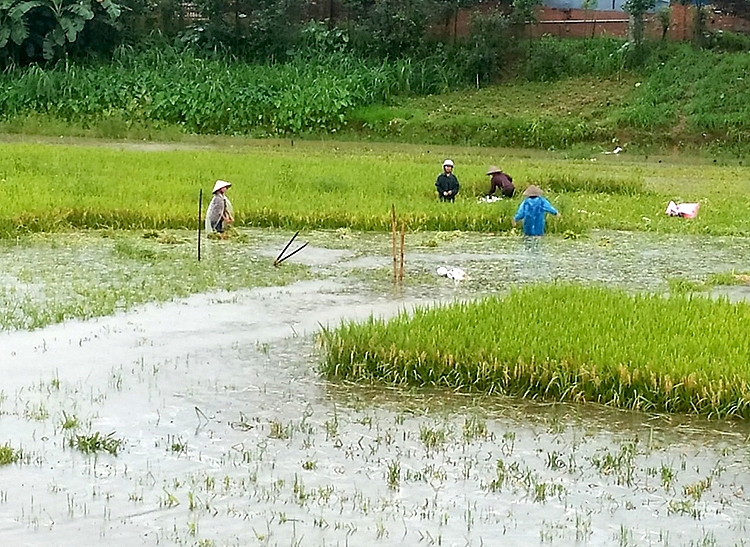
xmin=320 ymin=284 xmax=750 ymax=418
xmin=3 ymin=40 xmax=750 ymax=151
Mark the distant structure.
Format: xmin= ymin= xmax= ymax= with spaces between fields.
xmin=543 ymin=0 xmax=669 ymax=10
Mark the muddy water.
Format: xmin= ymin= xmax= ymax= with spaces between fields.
xmin=1 ymin=230 xmax=750 ymax=546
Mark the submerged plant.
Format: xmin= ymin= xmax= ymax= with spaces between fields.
xmin=0 ymin=444 xmax=20 ymax=465
xmin=71 ymin=431 xmax=124 ymax=456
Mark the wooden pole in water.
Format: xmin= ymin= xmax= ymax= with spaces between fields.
xmin=399 ymin=220 xmax=405 ymax=282
xmin=391 ymin=204 xmax=397 ymax=283
xmin=197 ymin=188 xmax=203 ymax=262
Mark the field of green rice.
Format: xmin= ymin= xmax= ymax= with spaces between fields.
xmin=321 ymin=284 xmax=750 ymax=418
xmin=2 ymin=138 xmax=750 ymax=237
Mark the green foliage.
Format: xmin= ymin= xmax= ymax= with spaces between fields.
xmin=0 ymin=0 xmax=122 ymax=63
xmin=71 ymin=431 xmax=123 ymax=455
xmin=0 ymin=48 xmax=464 ymax=133
xmin=616 ymin=44 xmax=750 ymax=143
xmin=320 ymin=284 xmax=750 ymax=418
xmin=623 ymin=0 xmax=656 ymax=46
xmin=705 ymin=30 xmax=750 ymax=53
xmin=3 ymin=139 xmax=750 ymax=241
xmin=467 ymin=8 xmax=515 ymax=82
xmin=181 ymin=0 xmax=304 ymax=61
xmin=0 ymin=443 xmax=21 ymax=464
xmin=522 ymin=36 xmax=629 ymax=81
xmin=0 ymin=229 xmax=308 ymax=330
xmin=343 ymin=0 xmax=433 ymax=59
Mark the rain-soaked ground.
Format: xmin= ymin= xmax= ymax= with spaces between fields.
xmin=2 ymin=229 xmax=750 ymax=547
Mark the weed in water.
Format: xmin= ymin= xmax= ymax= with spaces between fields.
xmin=419 ymin=424 xmax=447 ymax=452
xmin=386 ymin=460 xmax=400 ymax=490
xmin=0 ymin=444 xmax=20 ymax=465
xmin=268 ymin=420 xmax=291 ymax=440
xmin=301 ymin=460 xmax=317 ymax=471
xmin=23 ymin=402 xmax=49 ymax=421
xmin=462 ymin=415 xmax=490 ymax=443
xmin=60 ymin=411 xmax=80 ymax=430
xmin=70 ymin=431 xmax=124 ymax=456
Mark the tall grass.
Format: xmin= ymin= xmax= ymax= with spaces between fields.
xmin=0 ymin=49 xmax=461 ymax=136
xmin=320 ymin=284 xmax=750 ymax=418
xmin=2 ymin=140 xmax=750 ymax=237
xmin=4 ymin=40 xmax=750 ymax=149
xmin=615 ymin=44 xmax=750 ymax=144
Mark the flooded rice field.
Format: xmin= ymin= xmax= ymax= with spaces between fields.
xmin=2 ymin=229 xmax=750 ymax=546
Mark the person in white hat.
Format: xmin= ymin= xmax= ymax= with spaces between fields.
xmin=435 ymin=159 xmax=460 ymax=202
xmin=205 ymin=180 xmax=234 ymax=235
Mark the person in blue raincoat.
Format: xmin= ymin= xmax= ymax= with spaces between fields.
xmin=511 ymin=185 xmax=560 ymax=236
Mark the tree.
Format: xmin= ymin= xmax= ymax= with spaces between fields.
xmin=0 ymin=0 xmax=39 ymax=50
xmin=1 ymin=0 xmax=122 ymax=63
xmin=581 ymin=0 xmax=598 ymax=39
xmin=656 ymin=4 xmax=671 ymax=40
xmin=623 ymin=0 xmax=656 ymax=46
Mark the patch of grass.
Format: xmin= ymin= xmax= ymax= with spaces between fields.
xmin=0 ymin=230 xmax=308 ymax=331
xmin=0 ymin=444 xmax=21 ymax=465
xmin=70 ymin=431 xmax=124 ymax=456
xmin=61 ymin=411 xmax=80 ymax=430
xmin=320 ymin=283 xmax=750 ymax=418
xmin=705 ymin=270 xmax=750 ymax=286
xmin=2 ymin=140 xmax=750 ymax=239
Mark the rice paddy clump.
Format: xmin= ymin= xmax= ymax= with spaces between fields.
xmin=70 ymin=431 xmax=124 ymax=456
xmin=320 ymin=284 xmax=750 ymax=418
xmin=0 ymin=443 xmax=21 ymax=465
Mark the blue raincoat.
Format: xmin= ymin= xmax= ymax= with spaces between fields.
xmin=513 ymin=196 xmax=558 ymax=236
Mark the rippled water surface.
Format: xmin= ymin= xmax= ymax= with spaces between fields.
xmin=1 ymin=229 xmax=750 ymax=546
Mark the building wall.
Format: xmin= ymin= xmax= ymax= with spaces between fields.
xmin=532 ymin=3 xmax=750 ymax=40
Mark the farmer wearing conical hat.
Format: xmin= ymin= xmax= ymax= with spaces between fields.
xmin=486 ymin=165 xmax=515 ymax=198
xmin=205 ymin=180 xmax=234 ymax=235
xmin=435 ymin=159 xmax=460 ymax=202
xmin=511 ymin=185 xmax=560 ymax=236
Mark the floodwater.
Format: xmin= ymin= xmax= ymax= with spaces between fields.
xmin=2 ymin=229 xmax=750 ymax=546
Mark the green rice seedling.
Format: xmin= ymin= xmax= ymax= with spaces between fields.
xmin=23 ymin=402 xmax=49 ymax=421
xmin=660 ymin=464 xmax=676 ymax=491
xmin=667 ymin=277 xmax=706 ymax=294
xmin=705 ymin=270 xmax=750 ymax=286
xmin=320 ymin=283 xmax=750 ymax=418
xmin=169 ymin=436 xmax=188 ymax=455
xmin=532 ymin=481 xmax=565 ymax=503
xmin=591 ymin=442 xmax=636 ymax=486
xmin=60 ymin=411 xmax=80 ymax=430
xmin=70 ymin=431 xmax=124 ymax=456
xmin=3 ymin=140 xmax=750 ymax=239
xmin=324 ymin=416 xmax=339 ymax=440
xmin=386 ymin=459 xmax=401 ymax=490
xmin=268 ymin=420 xmax=292 ymax=440
xmin=0 ymin=444 xmax=20 ymax=465
xmin=418 ymin=424 xmax=447 ymax=452
xmin=462 ymin=415 xmax=490 ymax=443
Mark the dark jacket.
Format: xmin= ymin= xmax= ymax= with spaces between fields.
xmin=489 ymin=172 xmax=515 ymax=197
xmin=435 ymin=173 xmax=460 ymax=201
